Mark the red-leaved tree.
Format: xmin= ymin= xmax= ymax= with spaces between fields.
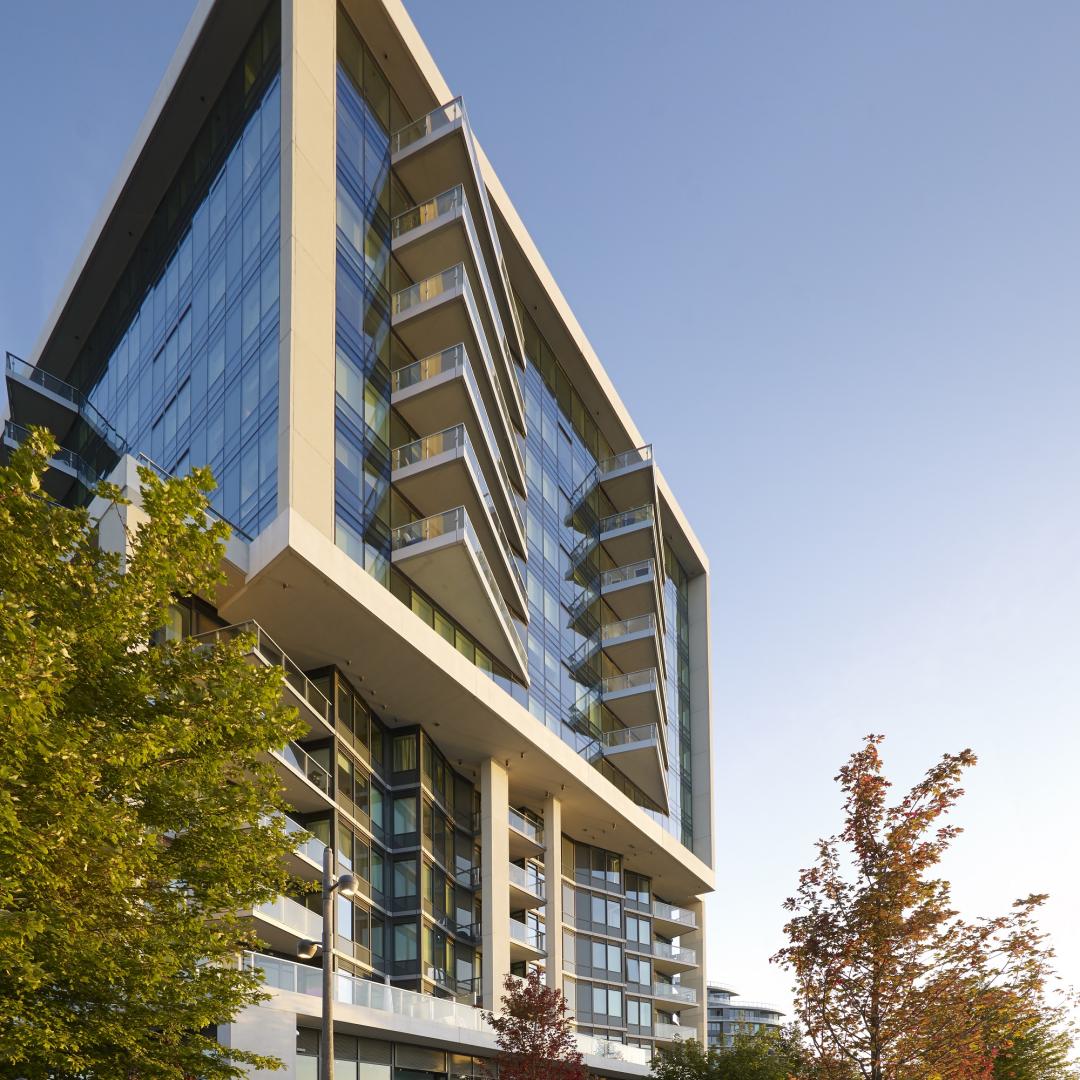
xmin=485 ymin=970 xmax=586 ymax=1080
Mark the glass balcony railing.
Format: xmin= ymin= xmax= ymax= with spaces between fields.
xmin=508 ymin=862 xmax=545 ymax=898
xmin=653 ymin=900 xmax=698 ymax=929
xmin=599 ymin=444 xmax=653 ymax=476
xmin=392 ymin=423 xmax=474 ymax=472
xmin=654 ymin=1022 xmax=682 ymax=1042
xmin=392 ymin=265 xmax=523 ymax=476
xmin=390 ymin=99 xmax=525 ymax=384
xmin=601 ymin=558 xmax=656 ymax=589
xmin=508 ymin=806 xmax=544 ymax=847
xmin=391 ymin=344 xmax=524 ymax=535
xmin=596 ymin=723 xmax=660 ymax=750
xmin=241 ymin=951 xmax=649 ymax=1063
xmin=392 ymin=186 xmax=520 ymax=415
xmin=390 ymin=99 xmax=465 ymax=157
xmin=600 ymin=503 xmax=654 ymax=535
xmin=653 ymin=982 xmax=697 ymax=1005
xmin=190 ymin=620 xmax=332 ymax=727
xmin=601 ymin=668 xmax=658 ymax=696
xmin=391 ymin=507 xmax=526 ymax=668
xmin=652 ymin=940 xmax=697 ymax=966
xmin=282 ymin=813 xmax=326 ymax=867
xmin=278 ymin=741 xmax=332 ymax=795
xmin=253 ymin=894 xmax=323 ymax=939
xmin=4 ymin=420 xmax=100 ymax=491
xmin=508 ymin=920 xmax=545 ymax=952
xmin=601 ymin=613 xmax=657 ymax=642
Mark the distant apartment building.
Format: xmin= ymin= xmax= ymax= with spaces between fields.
xmin=3 ymin=0 xmax=715 ymax=1077
xmin=706 ymin=982 xmax=786 ymax=1049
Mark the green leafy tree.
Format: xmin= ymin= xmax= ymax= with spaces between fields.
xmin=993 ymin=1016 xmax=1079 ymax=1080
xmin=650 ymin=1028 xmax=804 ymax=1080
xmin=0 ymin=429 xmax=303 ymax=1078
xmin=774 ymin=735 xmax=1069 ymax=1080
xmin=485 ymin=970 xmax=586 ymax=1080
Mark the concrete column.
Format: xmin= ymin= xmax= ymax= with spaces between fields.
xmin=542 ymin=794 xmax=563 ymax=991
xmin=683 ymin=896 xmax=708 ymax=1044
xmin=480 ymin=758 xmax=510 ymax=1011
xmin=687 ymin=572 xmax=714 ymax=870
xmin=278 ymin=0 xmax=337 ymax=538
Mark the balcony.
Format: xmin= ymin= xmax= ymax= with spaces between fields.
xmin=391 ymin=425 xmax=526 ymax=617
xmin=591 ymin=724 xmax=668 ymax=812
xmin=599 ymin=558 xmax=666 ymax=631
xmin=273 ymin=741 xmax=333 ymax=813
xmin=600 ymin=614 xmax=665 ymax=679
xmin=508 ymin=862 xmax=545 ymax=911
xmin=281 ymin=813 xmax=326 ymax=879
xmin=5 ymin=353 xmax=126 ymax=458
xmin=508 ymin=919 xmax=546 ymax=963
xmin=598 ymin=504 xmax=660 ymax=567
xmin=249 ymin=894 xmax=323 ymax=954
xmin=390 ymin=100 xmax=526 ymax=374
xmin=652 ymin=900 xmax=698 ymax=936
xmin=653 ymin=982 xmax=698 ymax=1006
xmin=391 ymin=187 xmax=523 ymax=434
xmin=507 ymin=807 xmax=545 ymax=860
xmin=190 ymin=620 xmax=333 ymax=738
xmin=651 ymin=940 xmax=697 ymax=975
xmin=392 ymin=265 xmax=523 ymax=485
xmin=653 ymin=1022 xmax=684 ymax=1044
xmin=596 ymin=445 xmax=655 ymax=510
xmin=391 ymin=507 xmax=528 ymax=681
xmin=601 ymin=668 xmax=667 ymax=732
xmin=2 ymin=420 xmax=100 ymax=503
xmin=391 ymin=343 xmax=527 ymax=520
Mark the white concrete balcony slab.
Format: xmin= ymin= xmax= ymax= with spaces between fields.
xmin=391 ymin=425 xmax=527 ymax=619
xmin=599 ymin=504 xmax=661 ymax=567
xmin=392 ymin=187 xmax=524 ymax=433
xmin=595 ymin=445 xmax=655 ymax=511
xmin=392 ymin=264 xmax=524 ymax=487
xmin=508 ymin=807 xmax=545 ymax=860
xmin=390 ymin=99 xmax=528 ymax=373
xmin=391 ymin=343 xmax=527 ymax=520
xmin=391 ymin=507 xmax=528 ymax=681
xmin=599 ymin=558 xmax=666 ymax=632
xmin=592 ymin=724 xmax=669 ymax=812
xmin=601 ymin=668 xmax=667 ymax=733
xmin=650 ymin=940 xmax=697 ymax=976
xmin=600 ymin=614 xmax=666 ymax=681
xmin=248 ymin=894 xmax=323 ymax=954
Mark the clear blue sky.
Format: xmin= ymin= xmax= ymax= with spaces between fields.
xmin=3 ymin=2 xmax=1079 ymax=1015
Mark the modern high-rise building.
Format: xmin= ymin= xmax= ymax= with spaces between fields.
xmin=706 ymin=983 xmax=786 ymax=1050
xmin=3 ymin=1 xmax=714 ymax=1076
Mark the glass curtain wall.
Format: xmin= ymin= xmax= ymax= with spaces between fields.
xmin=73 ymin=7 xmax=282 ymax=536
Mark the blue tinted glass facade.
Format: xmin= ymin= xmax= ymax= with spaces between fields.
xmin=87 ymin=75 xmax=281 ymax=537
xmin=334 ymin=62 xmax=392 ymax=580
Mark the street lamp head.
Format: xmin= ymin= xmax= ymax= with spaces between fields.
xmin=297 ymin=938 xmax=320 ymax=960
xmin=336 ymin=872 xmax=360 ymax=899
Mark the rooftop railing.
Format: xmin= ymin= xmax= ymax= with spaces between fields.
xmin=190 ymin=620 xmax=332 ymax=727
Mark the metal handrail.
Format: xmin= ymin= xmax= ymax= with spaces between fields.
xmin=602 ymin=668 xmax=657 ymax=695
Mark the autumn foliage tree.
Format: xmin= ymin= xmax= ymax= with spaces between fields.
xmin=485 ymin=970 xmax=586 ymax=1080
xmin=0 ymin=430 xmax=303 ymax=1078
xmin=774 ymin=735 xmax=1073 ymax=1080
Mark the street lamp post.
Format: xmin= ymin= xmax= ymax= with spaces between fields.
xmin=298 ymin=846 xmax=358 ymax=1080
